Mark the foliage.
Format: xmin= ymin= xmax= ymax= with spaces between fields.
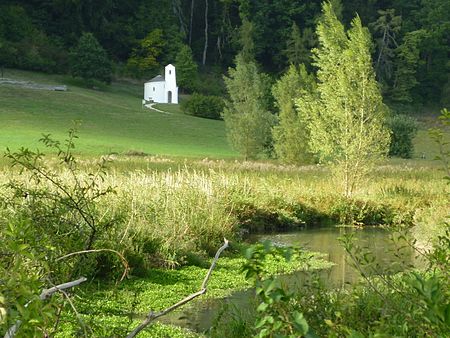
xmin=305 ymin=2 xmax=390 ymax=196
xmin=0 ymin=5 xmax=68 ymax=73
xmin=0 ymin=0 xmax=448 ymax=106
xmin=387 ymin=113 xmax=418 ymax=158
xmin=3 ymin=130 xmax=119 ymax=277
xmin=175 ymin=44 xmax=198 ymax=92
xmin=223 ymin=54 xmax=275 ymax=159
xmin=0 ymin=130 xmax=123 ymax=336
xmin=194 ymin=69 xmax=226 ymax=96
xmin=429 ymin=108 xmax=450 ymax=182
xmin=333 ymin=225 xmax=450 ymax=336
xmin=238 ymin=19 xmax=255 ymax=63
xmin=370 ymin=9 xmax=402 ymax=89
xmin=284 ymin=23 xmax=314 ymax=69
xmin=272 ymin=64 xmax=316 ymax=164
xmin=126 ymin=29 xmax=165 ymax=78
xmin=181 ymin=93 xmax=224 ymax=120
xmin=0 ymin=218 xmax=59 ymax=337
xmin=70 ymin=33 xmax=112 ymax=84
xmin=390 ymin=30 xmax=425 ymax=104
xmin=242 ymin=241 xmax=313 ymax=337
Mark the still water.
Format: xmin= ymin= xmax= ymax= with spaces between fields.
xmin=161 ymin=226 xmax=416 ymax=332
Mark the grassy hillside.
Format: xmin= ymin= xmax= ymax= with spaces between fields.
xmin=0 ymin=69 xmax=446 ymax=160
xmin=0 ymin=69 xmax=236 ymax=158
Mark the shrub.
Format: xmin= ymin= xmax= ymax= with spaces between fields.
xmin=387 ymin=114 xmax=418 ymax=158
xmin=181 ymin=93 xmax=224 ymax=120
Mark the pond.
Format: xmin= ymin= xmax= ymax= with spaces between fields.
xmin=160 ymin=226 xmax=417 ymax=332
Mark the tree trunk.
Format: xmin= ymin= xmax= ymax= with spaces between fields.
xmin=189 ymin=0 xmax=195 ymax=46
xmin=202 ymin=0 xmax=208 ymax=65
xmin=172 ymin=0 xmax=186 ymax=35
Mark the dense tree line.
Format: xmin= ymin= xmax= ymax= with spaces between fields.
xmin=0 ymin=0 xmax=448 ymax=104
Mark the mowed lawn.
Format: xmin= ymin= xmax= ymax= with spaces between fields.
xmin=0 ymin=69 xmax=236 ymax=158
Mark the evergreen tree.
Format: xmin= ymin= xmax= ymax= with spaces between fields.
xmin=305 ymin=2 xmax=390 ymax=196
xmin=175 ymin=44 xmax=198 ymax=92
xmin=370 ymin=9 xmax=402 ymax=88
xmin=223 ymin=54 xmax=275 ymax=159
xmin=272 ymin=64 xmax=316 ymax=164
xmin=284 ymin=23 xmax=310 ymax=67
xmin=70 ymin=32 xmax=112 ymax=84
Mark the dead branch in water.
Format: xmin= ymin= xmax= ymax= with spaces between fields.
xmin=126 ymin=238 xmax=229 ymax=338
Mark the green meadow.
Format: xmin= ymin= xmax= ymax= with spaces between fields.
xmin=0 ymin=69 xmax=235 ymax=158
xmin=1 ymin=69 xmax=446 ymax=160
xmin=1 ymin=70 xmax=449 ymax=337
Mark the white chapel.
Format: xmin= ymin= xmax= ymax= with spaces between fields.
xmin=144 ymin=64 xmax=179 ymax=104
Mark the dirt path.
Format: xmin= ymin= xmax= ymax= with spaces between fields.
xmin=144 ymin=103 xmax=172 ymax=115
xmin=0 ymin=78 xmax=67 ymax=91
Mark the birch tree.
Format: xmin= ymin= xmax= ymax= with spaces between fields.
xmin=304 ymin=2 xmax=390 ymax=196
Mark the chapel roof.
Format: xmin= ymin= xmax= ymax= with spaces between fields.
xmin=146 ymin=75 xmax=164 ymax=83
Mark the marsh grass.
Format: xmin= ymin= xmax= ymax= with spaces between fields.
xmin=1 ymin=151 xmax=447 ymax=337
xmin=1 ymin=155 xmax=447 ymax=269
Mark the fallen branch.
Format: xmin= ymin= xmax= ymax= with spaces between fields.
xmin=56 ymin=248 xmax=129 ymax=282
xmin=4 ymin=277 xmax=87 ymax=338
xmin=126 ymin=238 xmax=229 ymax=338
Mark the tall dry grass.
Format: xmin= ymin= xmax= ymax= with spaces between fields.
xmin=1 ymin=156 xmax=447 ymax=267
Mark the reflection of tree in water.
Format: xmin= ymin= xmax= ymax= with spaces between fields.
xmin=164 ymin=227 xmax=416 ymax=332
xmin=252 ymin=227 xmax=415 ymax=287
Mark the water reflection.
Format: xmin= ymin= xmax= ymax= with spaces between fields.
xmin=250 ymin=226 xmax=415 ymax=287
xmin=160 ymin=226 xmax=416 ymax=332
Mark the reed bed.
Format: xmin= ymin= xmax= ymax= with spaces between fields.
xmin=1 ymin=156 xmax=447 ymax=267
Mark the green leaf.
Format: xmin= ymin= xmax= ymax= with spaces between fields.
xmin=257 ymin=302 xmax=269 ymax=312
xmin=293 ymin=311 xmax=309 ymax=334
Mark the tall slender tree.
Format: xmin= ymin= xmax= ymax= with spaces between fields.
xmin=176 ymin=44 xmax=198 ymax=92
xmin=370 ymin=9 xmax=402 ymax=87
xmin=284 ymin=23 xmax=309 ymax=67
xmin=239 ymin=19 xmax=255 ymax=63
xmin=391 ymin=30 xmax=425 ymax=104
xmin=272 ymin=64 xmax=316 ymax=164
xmin=223 ymin=54 xmax=275 ymax=159
xmin=304 ymin=2 xmax=390 ymax=196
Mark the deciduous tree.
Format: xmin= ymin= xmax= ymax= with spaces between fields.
xmin=272 ymin=64 xmax=316 ymax=164
xmin=175 ymin=44 xmax=198 ymax=92
xmin=370 ymin=9 xmax=401 ymax=88
xmin=284 ymin=23 xmax=313 ymax=68
xmin=304 ymin=2 xmax=390 ymax=196
xmin=126 ymin=29 xmax=165 ymax=78
xmin=223 ymin=54 xmax=275 ymax=159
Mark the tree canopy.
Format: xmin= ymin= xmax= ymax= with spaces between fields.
xmin=223 ymin=54 xmax=275 ymax=160
xmin=304 ymin=2 xmax=390 ymax=196
xmin=0 ymin=0 xmax=447 ymax=105
xmin=70 ymin=32 xmax=112 ymax=84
